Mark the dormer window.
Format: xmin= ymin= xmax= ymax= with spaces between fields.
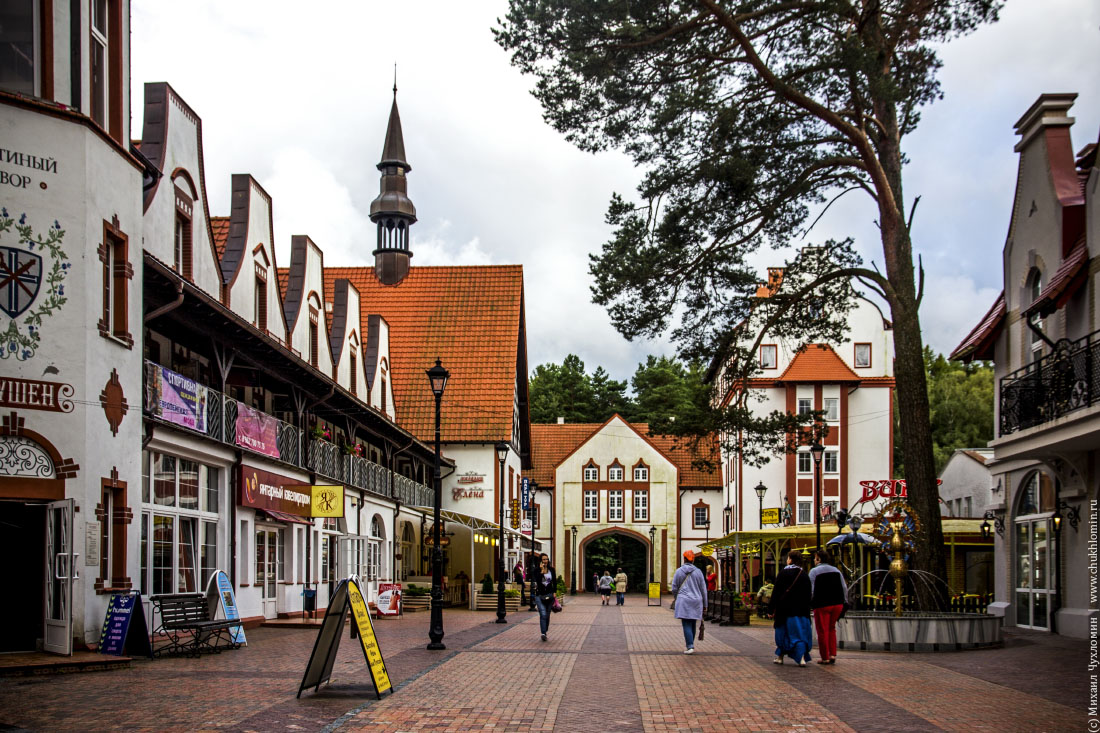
xmin=608 ymin=462 xmax=624 ymax=481
xmin=583 ymin=463 xmax=598 ymax=482
xmin=633 ymin=463 xmax=649 ymax=482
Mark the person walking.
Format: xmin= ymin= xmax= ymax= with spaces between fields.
xmin=706 ymin=565 xmax=718 ymax=591
xmin=670 ymin=550 xmax=707 ymax=654
xmin=614 ymin=567 xmax=628 ymax=606
xmin=769 ymin=550 xmax=813 ymax=667
xmin=809 ymin=549 xmax=847 ymax=665
xmin=598 ymin=570 xmax=614 ymax=605
xmin=530 ymin=553 xmax=557 ymax=642
xmin=592 ymin=572 xmax=599 ymax=594
xmin=514 ymin=561 xmax=526 ymax=605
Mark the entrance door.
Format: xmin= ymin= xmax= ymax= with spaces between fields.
xmin=1015 ymin=518 xmax=1054 ymax=629
xmin=44 ymin=499 xmax=76 ymax=655
xmin=255 ymin=528 xmax=279 ymax=619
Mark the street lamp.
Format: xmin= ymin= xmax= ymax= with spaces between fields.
xmin=754 ymin=481 xmax=767 ymax=529
xmin=648 ymin=525 xmax=656 ymax=583
xmin=425 ymin=358 xmax=449 ymax=650
xmin=570 ymin=525 xmax=578 ymax=595
xmin=810 ymin=442 xmax=826 ymax=550
xmin=495 ymin=441 xmax=509 ymax=624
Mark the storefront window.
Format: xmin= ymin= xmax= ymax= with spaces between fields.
xmin=154 ymin=454 xmax=176 ymax=506
xmin=179 ymin=460 xmax=199 ymax=510
xmin=178 ymin=518 xmax=197 ymax=592
xmin=153 ymin=515 xmax=174 ymax=595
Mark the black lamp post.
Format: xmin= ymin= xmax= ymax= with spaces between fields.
xmin=495 ymin=441 xmax=509 ymax=624
xmin=425 ymin=358 xmax=449 ymax=650
xmin=570 ymin=525 xmax=578 ymax=595
xmin=810 ymin=442 xmax=825 ymax=550
xmin=754 ymin=481 xmax=767 ymax=529
xmin=649 ymin=525 xmax=656 ymax=583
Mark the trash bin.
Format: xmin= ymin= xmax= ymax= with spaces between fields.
xmin=302 ymin=588 xmax=317 ymax=616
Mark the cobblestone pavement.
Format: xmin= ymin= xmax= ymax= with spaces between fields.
xmin=0 ymin=595 xmax=1086 ymax=732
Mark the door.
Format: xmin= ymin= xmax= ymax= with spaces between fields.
xmin=255 ymin=528 xmax=279 ymax=619
xmin=1014 ymin=518 xmax=1054 ymax=629
xmin=44 ymin=499 xmax=76 ymax=655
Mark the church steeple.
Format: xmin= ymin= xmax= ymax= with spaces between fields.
xmin=370 ymin=86 xmax=416 ymax=285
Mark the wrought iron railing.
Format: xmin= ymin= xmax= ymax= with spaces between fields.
xmin=1000 ymin=330 xmax=1100 ymax=435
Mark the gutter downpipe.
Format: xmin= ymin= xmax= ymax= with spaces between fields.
xmin=144 ymin=280 xmax=184 ymax=324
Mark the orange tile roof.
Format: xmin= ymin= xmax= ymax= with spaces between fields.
xmin=776 ymin=343 xmax=861 ymax=382
xmin=528 ymin=419 xmax=720 ymax=488
xmin=322 ymin=265 xmax=525 ymax=443
xmin=210 ymin=216 xmax=230 ymax=263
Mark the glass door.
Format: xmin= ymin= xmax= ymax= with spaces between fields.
xmin=44 ymin=499 xmax=76 ymax=655
xmin=255 ymin=528 xmax=279 ymax=618
xmin=1014 ymin=518 xmax=1053 ymax=629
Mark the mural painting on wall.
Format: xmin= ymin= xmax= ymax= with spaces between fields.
xmin=0 ymin=210 xmax=69 ymax=361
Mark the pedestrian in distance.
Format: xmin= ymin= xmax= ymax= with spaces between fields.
xmin=670 ymin=550 xmax=707 ymax=654
xmin=809 ymin=549 xmax=848 ymax=665
xmin=592 ymin=572 xmax=599 ymax=593
xmin=614 ymin=567 xmax=628 ymax=605
xmin=514 ymin=561 xmax=526 ymax=605
xmin=599 ymin=570 xmax=614 ymax=605
xmin=531 ymin=553 xmax=557 ymax=642
xmin=706 ymin=565 xmax=718 ymax=591
xmin=770 ymin=549 xmax=813 ymax=666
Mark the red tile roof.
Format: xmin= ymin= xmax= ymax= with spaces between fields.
xmin=528 ymin=418 xmax=720 ymax=489
xmin=210 ymin=216 xmax=230 ymax=263
xmin=950 ymin=292 xmax=1005 ymax=362
xmin=776 ymin=343 xmax=860 ymax=382
xmin=321 ymin=265 xmax=525 ymax=443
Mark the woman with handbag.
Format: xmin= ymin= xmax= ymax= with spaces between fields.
xmin=809 ymin=549 xmax=848 ymax=665
xmin=670 ymin=550 xmax=707 ymax=654
xmin=531 ymin=553 xmax=558 ymax=642
xmin=769 ymin=550 xmax=813 ymax=666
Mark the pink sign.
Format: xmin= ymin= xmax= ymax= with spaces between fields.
xmin=376 ymin=583 xmax=401 ymax=616
xmin=236 ymin=402 xmax=280 ymax=458
xmin=859 ymin=479 xmax=943 ymax=503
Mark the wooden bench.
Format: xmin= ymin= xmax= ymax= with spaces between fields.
xmin=149 ymin=593 xmax=241 ymax=658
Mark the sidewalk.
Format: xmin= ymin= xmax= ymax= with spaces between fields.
xmin=0 ymin=594 xmax=1086 ymax=732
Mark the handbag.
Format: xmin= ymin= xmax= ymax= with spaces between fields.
xmin=698 ymin=619 xmax=705 ymax=641
xmin=551 ymin=596 xmax=562 ymax=613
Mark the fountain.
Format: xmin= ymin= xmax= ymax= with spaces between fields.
xmin=836 ymin=498 xmax=1002 ymax=652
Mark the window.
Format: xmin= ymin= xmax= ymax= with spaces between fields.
xmin=854 ymin=343 xmax=871 ymax=368
xmin=1028 ymin=269 xmax=1044 ymax=362
xmin=583 ymin=490 xmax=598 ymax=521
xmin=96 ymin=473 xmax=130 ymax=592
xmin=633 ymin=490 xmax=649 ymax=521
xmin=797 ymin=398 xmax=812 ymax=416
xmin=824 ymin=450 xmax=838 ymax=473
xmin=633 ymin=465 xmax=648 ymax=481
xmin=797 ymin=451 xmax=811 ymax=474
xmin=823 ymin=397 xmax=839 ymax=421
xmin=760 ymin=344 xmax=777 ymax=369
xmin=308 ymin=307 xmax=319 ymax=367
xmin=965 ymin=497 xmax=972 ymax=517
xmin=0 ymin=1 xmax=37 ymax=95
xmin=608 ymin=465 xmax=624 ymax=481
xmin=173 ymin=213 xmax=192 ymax=279
xmin=609 ymin=490 xmax=624 ymax=521
xmin=798 ymin=502 xmax=811 ymax=524
xmin=531 ymin=503 xmax=540 ymax=529
xmin=99 ymin=220 xmax=132 ymax=346
xmin=254 ymin=276 xmax=268 ymax=332
xmin=693 ymin=504 xmax=709 ymax=527
xmin=90 ymin=0 xmax=109 ymax=129
xmin=583 ymin=465 xmax=598 ymax=481
xmin=349 ymin=353 xmax=357 ymax=395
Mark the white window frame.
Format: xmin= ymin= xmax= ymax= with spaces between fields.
xmin=608 ymin=466 xmax=624 ymax=481
xmin=797 ymin=502 xmax=811 ymax=524
xmin=760 ymin=344 xmax=777 ymax=369
xmin=823 ymin=397 xmax=839 ymax=421
xmin=797 ymin=398 xmax=812 ymax=416
xmin=633 ymin=466 xmax=648 ymax=481
xmin=583 ymin=490 xmax=598 ymax=521
xmin=608 ymin=490 xmax=624 ymax=521
xmin=633 ymin=490 xmax=648 ymax=522
xmin=90 ymin=0 xmax=110 ymax=130
xmin=824 ymin=450 xmax=838 ymax=474
xmin=693 ymin=505 xmax=709 ymax=527
xmin=583 ymin=465 xmax=599 ymax=481
xmin=854 ymin=343 xmax=872 ymax=368
xmin=797 ymin=451 xmax=811 ymax=474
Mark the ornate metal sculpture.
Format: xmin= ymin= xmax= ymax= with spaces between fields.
xmin=871 ymin=499 xmax=921 ymax=617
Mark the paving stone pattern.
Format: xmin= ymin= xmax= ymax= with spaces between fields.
xmin=0 ymin=595 xmax=1084 ymax=732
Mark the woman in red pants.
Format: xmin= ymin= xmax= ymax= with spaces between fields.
xmin=809 ymin=549 xmax=848 ymax=664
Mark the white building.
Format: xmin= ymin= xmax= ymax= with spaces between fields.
xmin=938 ymin=449 xmax=994 ymax=518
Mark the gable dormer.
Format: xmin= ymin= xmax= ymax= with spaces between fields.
xmin=283 ymin=235 xmax=334 ymax=376
xmin=138 ymin=83 xmax=221 ymax=297
xmin=219 ymin=174 xmax=287 ymax=343
xmin=329 ymin=279 xmax=368 ymax=398
xmin=364 ymin=315 xmax=396 ymax=421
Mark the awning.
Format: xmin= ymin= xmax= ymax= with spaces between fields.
xmin=257 ymin=509 xmax=312 ymax=525
xmin=701 ymin=518 xmax=989 ymax=553
xmin=404 ymin=505 xmax=542 ymax=547
xmin=1024 ymin=236 xmax=1089 ymax=318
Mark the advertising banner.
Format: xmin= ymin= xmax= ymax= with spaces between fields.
xmin=144 ymin=362 xmax=207 ymax=432
xmin=348 ymin=578 xmax=392 ymax=694
xmin=761 ymin=508 xmax=781 ymax=525
xmin=310 ymin=485 xmax=344 ymax=517
xmin=376 ymin=583 xmax=402 ymax=616
xmin=206 ymin=570 xmax=246 ymax=645
xmin=98 ymin=591 xmax=152 ymax=657
xmin=235 ymin=402 xmax=280 ymax=458
xmin=239 ymin=464 xmax=311 ymax=516
xmin=648 ymin=582 xmax=662 ymax=607
xmin=521 ymin=477 xmax=530 ymax=510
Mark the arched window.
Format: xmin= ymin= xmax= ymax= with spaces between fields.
xmin=1027 ymin=268 xmax=1044 ymax=361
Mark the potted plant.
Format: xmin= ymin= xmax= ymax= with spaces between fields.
xmin=343 ymin=442 xmax=363 ymax=457
xmin=473 ymin=573 xmax=498 ymax=611
xmin=310 ymin=424 xmax=332 ymax=441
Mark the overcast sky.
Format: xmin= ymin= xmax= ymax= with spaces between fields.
xmin=131 ymin=1 xmax=1099 ymax=386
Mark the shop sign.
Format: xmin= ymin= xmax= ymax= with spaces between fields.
xmin=510 ymin=499 xmax=520 ymax=529
xmin=310 ymin=485 xmax=344 ymax=517
xmin=648 ymin=582 xmax=661 ymax=607
xmin=144 ymin=362 xmax=206 ymax=431
xmin=423 ymin=533 xmax=450 ymax=547
xmin=348 ymin=579 xmax=392 ymax=694
xmin=521 ymin=477 xmax=530 ymax=510
xmin=236 ymin=402 xmax=280 ymax=458
xmin=239 ymin=464 xmax=311 ymax=516
xmin=0 ymin=376 xmax=74 ymax=412
xmin=376 ymin=583 xmax=401 ymax=616
xmin=859 ymin=479 xmax=942 ymax=503
xmin=452 ymin=486 xmax=484 ymax=500
xmin=456 ymin=471 xmax=484 ymax=484
xmin=760 ymin=508 xmax=781 ymax=525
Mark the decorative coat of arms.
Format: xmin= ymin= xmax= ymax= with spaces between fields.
xmin=0 ymin=209 xmax=68 ymax=361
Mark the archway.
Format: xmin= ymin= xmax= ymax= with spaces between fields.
xmin=581 ymin=530 xmax=649 ymax=592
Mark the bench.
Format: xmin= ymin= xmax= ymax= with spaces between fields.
xmin=149 ymin=593 xmax=241 ymax=658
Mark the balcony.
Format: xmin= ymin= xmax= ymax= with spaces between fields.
xmin=143 ymin=360 xmax=433 ymax=507
xmin=999 ymin=330 xmax=1100 ymax=436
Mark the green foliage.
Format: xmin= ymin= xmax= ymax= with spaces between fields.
xmin=504 ymin=588 xmax=521 ymax=598
xmin=555 ymin=575 xmax=566 ymax=596
xmin=404 ymin=584 xmax=430 ymax=597
xmin=583 ymin=535 xmax=647 ymax=592
xmin=895 ymin=348 xmax=994 ymax=476
xmin=0 ymin=211 xmax=69 ymax=361
xmin=480 ymin=573 xmax=494 ymax=595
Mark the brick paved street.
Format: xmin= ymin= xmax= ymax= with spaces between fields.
xmin=0 ymin=594 xmax=1086 ymax=732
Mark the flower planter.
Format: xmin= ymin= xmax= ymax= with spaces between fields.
xmin=403 ymin=594 xmax=430 ymax=611
xmin=471 ymin=589 xmax=521 ymax=612
xmin=729 ymin=608 xmax=751 ymax=626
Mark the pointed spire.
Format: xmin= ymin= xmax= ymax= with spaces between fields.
xmin=370 ymin=83 xmax=416 ymax=285
xmin=380 ymin=92 xmax=409 ymax=171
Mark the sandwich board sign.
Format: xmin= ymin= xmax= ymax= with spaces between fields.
xmin=99 ymin=590 xmax=152 ymax=658
xmin=376 ymin=583 xmax=402 ymax=616
xmin=298 ymin=575 xmax=392 ymax=699
xmin=648 ymin=582 xmax=662 ymax=607
xmin=205 ymin=570 xmax=246 ymax=645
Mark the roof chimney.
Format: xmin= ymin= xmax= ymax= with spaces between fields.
xmin=557 ymin=417 xmax=565 ymax=424
xmin=1014 ymin=93 xmax=1076 ymax=153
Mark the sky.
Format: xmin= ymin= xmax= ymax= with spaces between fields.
xmin=130 ymin=1 xmax=1100 ymax=386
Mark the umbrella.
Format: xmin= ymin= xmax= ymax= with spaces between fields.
xmin=827 ymin=532 xmax=877 ymax=546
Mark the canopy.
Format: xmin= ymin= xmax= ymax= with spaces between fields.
xmin=405 ymin=505 xmax=542 ymax=548
xmin=701 ymin=518 xmax=988 ymax=553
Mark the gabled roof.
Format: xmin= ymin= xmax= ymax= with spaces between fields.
xmin=950 ymin=292 xmax=1005 ymax=362
xmin=528 ymin=417 xmax=720 ymax=489
xmin=210 ymin=216 xmax=230 ymax=262
xmin=775 ymin=343 xmax=860 ymax=382
xmin=321 ymin=265 xmax=527 ymax=447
